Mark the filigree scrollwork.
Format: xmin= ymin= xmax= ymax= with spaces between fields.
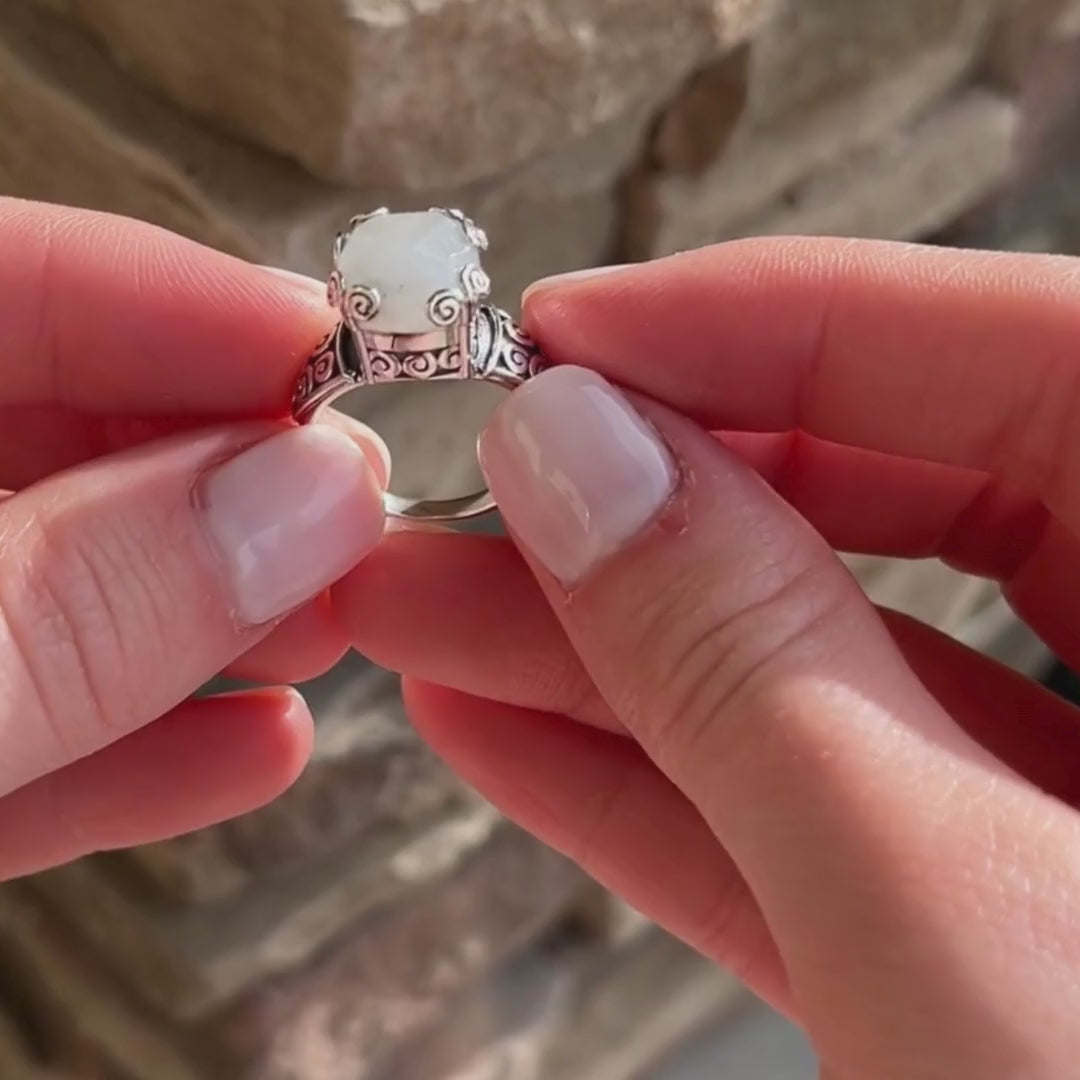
xmin=461 ymin=265 xmax=491 ymax=302
xmin=292 ymin=323 xmax=350 ymax=419
xmin=368 ymin=346 xmax=463 ymax=382
xmin=427 ymin=288 xmax=464 ymax=327
xmin=327 ymin=269 xmax=344 ymax=309
xmin=345 ymin=284 xmax=381 ymax=325
xmin=296 ymin=211 xmax=546 ymax=444
xmin=497 ymin=317 xmax=544 ymax=380
xmin=471 ymin=304 xmax=545 ymax=386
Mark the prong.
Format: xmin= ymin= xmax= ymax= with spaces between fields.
xmin=461 ymin=264 xmax=491 ymax=302
xmin=347 ymin=207 xmax=390 ymax=232
xmin=327 ymin=269 xmax=344 ymax=308
xmin=429 ymin=207 xmax=489 ymax=251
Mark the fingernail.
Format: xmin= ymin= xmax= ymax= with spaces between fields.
xmin=480 ymin=366 xmax=676 ymax=586
xmin=258 ymin=265 xmax=326 ymax=296
xmin=200 ymin=427 xmax=384 ymax=624
xmin=523 ymin=264 xmax=635 ymax=302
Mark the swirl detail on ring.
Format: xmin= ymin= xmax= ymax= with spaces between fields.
xmin=501 ymin=320 xmax=544 ymax=379
xmin=427 ymin=289 xmax=464 ymax=327
xmin=470 ymin=305 xmax=545 ymax=384
xmin=461 ymin=265 xmax=491 ymax=302
xmin=367 ymin=347 xmax=463 ymax=382
xmin=346 ymin=284 xmax=381 ymax=325
xmin=327 ymin=270 xmax=343 ymax=309
xmin=292 ymin=326 xmax=343 ymax=409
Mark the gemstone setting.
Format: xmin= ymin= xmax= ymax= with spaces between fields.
xmin=331 ymin=209 xmax=488 ymax=336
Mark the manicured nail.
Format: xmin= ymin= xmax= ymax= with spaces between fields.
xmin=200 ymin=427 xmax=384 ymax=624
xmin=523 ymin=263 xmax=635 ymax=302
xmin=480 ymin=366 xmax=676 ymax=586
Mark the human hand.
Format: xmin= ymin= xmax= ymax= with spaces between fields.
xmin=0 ymin=199 xmax=386 ymax=879
xmin=338 ymin=239 xmax=1080 ymax=1077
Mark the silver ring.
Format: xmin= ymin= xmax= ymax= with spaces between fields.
xmin=291 ymin=207 xmax=545 ymax=521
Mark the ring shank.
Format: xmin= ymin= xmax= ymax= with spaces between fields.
xmin=304 ymin=379 xmax=499 ymax=522
xmin=292 ymin=307 xmax=543 ymax=522
xmin=383 ymin=489 xmax=496 ymax=520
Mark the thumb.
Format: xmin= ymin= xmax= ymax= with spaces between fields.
xmin=0 ymin=422 xmax=384 ymax=796
xmin=479 ymin=366 xmax=1080 ymax=1074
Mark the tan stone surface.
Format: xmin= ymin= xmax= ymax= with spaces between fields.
xmin=39 ymin=0 xmax=775 ymax=190
xmin=541 ymin=934 xmax=744 ymax=1080
xmin=651 ymin=46 xmax=752 ymax=174
xmin=565 ymin=889 xmax=653 ymax=947
xmin=627 ymin=0 xmax=1000 ymax=257
xmin=25 ymin=800 xmax=502 ymax=1019
xmin=0 ymin=1002 xmax=59 ymax=1079
xmin=352 ymin=927 xmax=743 ymax=1080
xmin=736 ymin=90 xmax=1018 ymax=239
xmin=0 ymin=890 xmax=721 ymax=1080
xmin=0 ymin=1 xmax=629 ymax=304
xmin=208 ymin=826 xmax=582 ymax=1080
xmin=0 ymin=6 xmax=249 ymax=256
xmin=745 ymin=0 xmax=997 ymax=128
xmin=107 ymin=830 xmax=253 ymax=909
xmin=29 ymin=829 xmax=583 ymax=1075
xmin=0 ymin=889 xmax=202 ymax=1080
xmin=846 ymin=554 xmax=1049 ymax=675
xmin=4 ymin=826 xmax=580 ymax=1079
xmin=0 ymin=0 xmax=634 ymax=479
xmin=846 ymin=555 xmax=997 ymax=635
xmin=984 ymin=0 xmax=1080 ymax=85
xmin=111 ymin=662 xmax=467 ymax=905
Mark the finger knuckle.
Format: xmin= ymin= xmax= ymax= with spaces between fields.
xmin=0 ymin=513 xmax=168 ymax=759
xmin=631 ymin=558 xmax=852 ymax=773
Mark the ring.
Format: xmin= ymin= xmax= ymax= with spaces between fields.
xmin=291 ymin=207 xmax=546 ymax=521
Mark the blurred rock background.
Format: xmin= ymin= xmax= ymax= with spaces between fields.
xmin=0 ymin=0 xmax=1077 ymax=1076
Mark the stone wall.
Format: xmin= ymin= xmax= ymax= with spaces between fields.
xmin=0 ymin=0 xmax=1073 ymax=1076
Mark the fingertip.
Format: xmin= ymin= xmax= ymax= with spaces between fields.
xmin=521 ymin=260 xmax=677 ymax=363
xmin=521 ymin=275 xmax=613 ymax=347
xmin=225 ymin=596 xmax=350 ymax=684
xmin=215 ymin=685 xmax=315 ymax=792
xmin=256 ymin=264 xmax=327 ymax=298
xmin=522 ymin=263 xmax=637 ymax=307
xmin=316 ymin=410 xmax=392 ymax=490
xmin=266 ymin=685 xmax=317 ymax=787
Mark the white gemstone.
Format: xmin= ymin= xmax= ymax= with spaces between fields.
xmin=335 ymin=210 xmax=483 ymax=335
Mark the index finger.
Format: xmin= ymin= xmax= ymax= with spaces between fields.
xmin=0 ymin=198 xmax=330 ymax=414
xmin=525 ymin=239 xmax=1080 ymax=530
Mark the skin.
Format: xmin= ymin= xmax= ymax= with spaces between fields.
xmin=339 ymin=240 xmax=1080 ymax=1076
xmin=2 ymin=198 xmax=1080 ymax=1076
xmin=0 ymin=197 xmax=387 ymax=875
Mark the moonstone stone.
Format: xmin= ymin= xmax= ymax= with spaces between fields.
xmin=336 ymin=210 xmax=483 ymax=335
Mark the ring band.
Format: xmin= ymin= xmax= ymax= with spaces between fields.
xmin=291 ymin=208 xmax=545 ymax=521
